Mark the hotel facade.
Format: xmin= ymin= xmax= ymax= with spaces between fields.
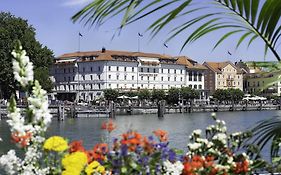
xmin=51 ymin=48 xmax=206 ymax=102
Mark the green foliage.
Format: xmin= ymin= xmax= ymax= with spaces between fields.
xmin=0 ymin=12 xmax=54 ymax=98
xmin=137 ymin=89 xmax=151 ymax=100
xmin=213 ymin=88 xmax=244 ymax=103
xmin=166 ymin=87 xmax=179 ymax=104
xmin=103 ymin=89 xmax=119 ymax=101
xmin=73 ymin=0 xmax=281 ymax=60
xmin=151 ymin=89 xmax=165 ymax=102
xmin=34 ymin=67 xmax=54 ymax=93
xmin=180 ymin=86 xmax=199 ymax=101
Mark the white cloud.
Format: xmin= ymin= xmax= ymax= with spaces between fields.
xmin=62 ymin=0 xmax=93 ymax=7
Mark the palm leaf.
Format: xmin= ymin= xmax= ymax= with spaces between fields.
xmin=72 ymin=0 xmax=281 ymax=60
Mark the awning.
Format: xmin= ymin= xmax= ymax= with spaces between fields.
xmin=56 ymin=58 xmax=76 ymax=63
xmin=139 ymin=57 xmax=160 ymax=64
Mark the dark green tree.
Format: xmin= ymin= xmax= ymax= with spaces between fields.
xmin=138 ymin=89 xmax=151 ymax=101
xmin=166 ymin=87 xmax=180 ymax=105
xmin=181 ymin=87 xmax=199 ymax=102
xmin=213 ymin=89 xmax=227 ymax=103
xmin=229 ymin=88 xmax=244 ymax=103
xmin=151 ymin=89 xmax=165 ymax=102
xmin=103 ymin=89 xmax=119 ymax=101
xmin=0 ymin=12 xmax=54 ymax=98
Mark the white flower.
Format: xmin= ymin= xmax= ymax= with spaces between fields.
xmin=213 ymin=133 xmax=227 ymax=145
xmin=162 ymin=160 xmax=184 ymax=175
xmin=12 ymin=48 xmax=34 ymax=87
xmin=188 ymin=142 xmax=202 ymax=151
xmin=0 ymin=150 xmax=21 ymax=175
xmin=192 ymin=129 xmax=202 ymax=136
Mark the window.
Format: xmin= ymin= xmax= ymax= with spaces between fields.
xmin=161 ymin=69 xmax=163 ymax=73
xmin=238 ymin=82 xmax=240 ymax=85
xmin=161 ymin=77 xmax=163 ymax=81
xmin=124 ymin=75 xmax=127 ymax=80
xmin=194 ymin=85 xmax=197 ymax=89
xmin=168 ymin=69 xmax=170 ymax=74
xmin=132 ymin=84 xmax=134 ymax=87
xmin=154 ymin=77 xmax=156 ymax=81
xmin=218 ymin=75 xmax=220 ymax=78
xmin=132 ymin=76 xmax=134 ymax=80
xmin=233 ymin=81 xmax=236 ymax=85
xmin=98 ymin=67 xmax=101 ymax=71
xmin=117 ymin=84 xmax=119 ymax=88
xmin=73 ymin=77 xmax=74 ymax=81
xmin=98 ymin=75 xmax=101 ymax=80
xmin=91 ymin=67 xmax=93 ymax=72
xmin=117 ymin=75 xmax=119 ymax=80
xmin=90 ymin=75 xmax=93 ymax=80
xmin=189 ymin=72 xmax=192 ymax=81
xmin=154 ymin=68 xmax=156 ymax=73
xmin=181 ymin=70 xmax=183 ymax=74
xmin=141 ymin=84 xmax=143 ymax=88
xmin=91 ymin=84 xmax=94 ymax=89
xmin=64 ymin=77 xmax=66 ymax=81
xmin=199 ymin=85 xmax=202 ymax=89
xmin=83 ymin=67 xmax=85 ymax=72
xmin=218 ymin=82 xmax=220 ymax=85
xmin=108 ymin=66 xmax=111 ymax=71
xmin=198 ymin=73 xmax=202 ymax=81
xmin=174 ymin=77 xmax=176 ymax=81
xmin=108 ymin=75 xmax=111 ymax=79
xmin=132 ymin=67 xmax=134 ymax=72
xmin=168 ymin=77 xmax=170 ymax=81
xmin=68 ymin=77 xmax=70 ymax=81
xmin=117 ymin=66 xmax=119 ymax=71
xmin=181 ymin=77 xmax=183 ymax=81
xmin=194 ymin=72 xmax=197 ymax=81
xmin=141 ymin=68 xmax=143 ymax=72
xmin=141 ymin=76 xmax=143 ymax=80
xmin=109 ymin=84 xmax=111 ymax=88
xmin=124 ymin=67 xmax=127 ymax=71
xmin=98 ymin=84 xmax=101 ymax=89
xmin=148 ymin=68 xmax=150 ymax=72
xmin=64 ymin=69 xmax=66 ymax=73
xmin=174 ymin=69 xmax=176 ymax=74
xmin=238 ymin=75 xmax=240 ymax=79
xmin=68 ymin=68 xmax=70 ymax=73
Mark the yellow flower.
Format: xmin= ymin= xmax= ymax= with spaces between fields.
xmin=62 ymin=152 xmax=88 ymax=173
xmin=61 ymin=168 xmax=81 ymax=175
xmin=43 ymin=136 xmax=68 ymax=152
xmin=85 ymin=161 xmax=105 ymax=175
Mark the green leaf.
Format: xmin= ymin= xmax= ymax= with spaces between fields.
xmin=236 ymin=31 xmax=252 ymax=49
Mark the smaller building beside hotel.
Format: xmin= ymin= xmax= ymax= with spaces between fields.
xmin=203 ymin=61 xmax=243 ymax=94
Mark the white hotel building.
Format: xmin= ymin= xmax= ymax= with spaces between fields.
xmin=51 ymin=48 xmax=206 ymax=101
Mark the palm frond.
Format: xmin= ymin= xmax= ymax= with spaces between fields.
xmin=72 ymin=0 xmax=281 ymax=60
xmin=250 ymin=116 xmax=281 ymax=158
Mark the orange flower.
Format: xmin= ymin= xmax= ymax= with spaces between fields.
xmin=153 ymin=129 xmax=168 ymax=142
xmin=69 ymin=140 xmax=85 ymax=153
xmin=101 ymin=120 xmax=116 ymax=133
xmin=11 ymin=132 xmax=32 ymax=148
xmin=234 ymin=160 xmax=249 ymax=173
xmin=141 ymin=136 xmax=155 ymax=154
xmin=87 ymin=143 xmax=109 ymax=161
xmin=120 ymin=131 xmax=143 ymax=152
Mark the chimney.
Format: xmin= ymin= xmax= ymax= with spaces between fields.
xmin=102 ymin=47 xmax=106 ymax=53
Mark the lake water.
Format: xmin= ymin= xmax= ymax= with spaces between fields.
xmin=1 ymin=110 xmax=281 ymax=163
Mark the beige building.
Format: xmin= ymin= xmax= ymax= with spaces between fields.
xmin=203 ymin=61 xmax=243 ymax=94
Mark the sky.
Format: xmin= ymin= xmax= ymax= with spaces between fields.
xmin=0 ymin=0 xmax=278 ymax=63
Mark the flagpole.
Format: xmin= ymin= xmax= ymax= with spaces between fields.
xmin=78 ymin=32 xmax=80 ymax=52
xmin=138 ymin=36 xmax=140 ymax=52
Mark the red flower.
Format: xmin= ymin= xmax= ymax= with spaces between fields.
xmin=153 ymin=129 xmax=168 ymax=142
xmin=101 ymin=119 xmax=116 ymax=133
xmin=11 ymin=132 xmax=32 ymax=148
xmin=69 ymin=140 xmax=85 ymax=153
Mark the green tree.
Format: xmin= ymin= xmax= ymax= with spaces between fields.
xmin=181 ymin=87 xmax=199 ymax=102
xmin=166 ymin=87 xmax=180 ymax=105
xmin=0 ymin=12 xmax=54 ymax=98
xmin=229 ymin=88 xmax=244 ymax=103
xmin=103 ymin=89 xmax=119 ymax=101
xmin=34 ymin=67 xmax=54 ymax=93
xmin=151 ymin=89 xmax=165 ymax=102
xmin=213 ymin=89 xmax=227 ymax=103
xmin=138 ymin=89 xmax=151 ymax=101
